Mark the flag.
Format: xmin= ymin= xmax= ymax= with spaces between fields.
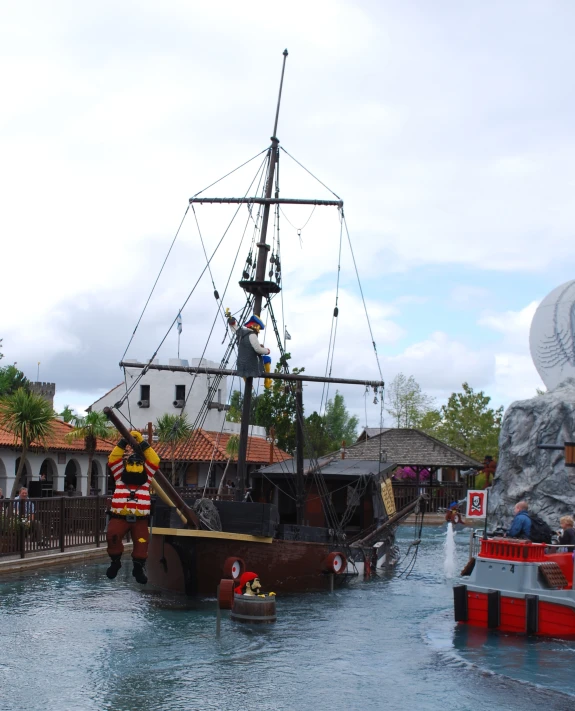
xmin=285 ymin=327 xmax=292 ymax=341
xmin=177 ymin=312 xmax=183 ymax=335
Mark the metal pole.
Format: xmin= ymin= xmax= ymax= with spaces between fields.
xmin=273 ymin=50 xmax=288 ymax=138
xmin=216 ymin=584 xmax=221 ymax=638
xmin=296 ymin=381 xmax=305 ymax=526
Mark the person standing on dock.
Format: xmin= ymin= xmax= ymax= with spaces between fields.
xmin=106 ymin=430 xmax=160 ymax=584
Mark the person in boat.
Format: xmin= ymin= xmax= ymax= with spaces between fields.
xmin=106 ymin=430 xmax=160 ymax=584
xmin=445 ymin=502 xmax=463 ymax=525
xmin=235 ymin=571 xmax=262 ymax=596
xmin=506 ymin=500 xmax=532 ymax=539
xmin=227 ymin=313 xmax=271 ymax=385
xmin=557 ymin=515 xmax=575 ymax=546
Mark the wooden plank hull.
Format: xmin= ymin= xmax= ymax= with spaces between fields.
xmin=147 ymin=533 xmax=352 ymax=596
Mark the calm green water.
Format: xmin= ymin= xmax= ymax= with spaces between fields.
xmin=0 ymin=527 xmax=574 ymax=711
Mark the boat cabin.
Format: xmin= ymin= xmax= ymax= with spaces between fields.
xmin=251 ymin=459 xmax=396 ymax=535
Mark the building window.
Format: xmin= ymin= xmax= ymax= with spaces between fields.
xmin=139 ymin=384 xmax=150 ymax=408
xmin=175 ymin=385 xmax=185 ymax=401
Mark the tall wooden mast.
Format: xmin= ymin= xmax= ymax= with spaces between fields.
xmin=236 ymin=49 xmax=288 ymax=500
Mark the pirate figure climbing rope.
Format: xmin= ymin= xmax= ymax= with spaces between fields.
xmin=226 ymin=312 xmax=272 ymax=388
xmin=106 ymin=430 xmax=160 ymax=584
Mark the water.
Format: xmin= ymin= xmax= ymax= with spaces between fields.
xmin=443 ymin=522 xmax=458 ymax=578
xmin=0 ymin=527 xmax=574 ymax=711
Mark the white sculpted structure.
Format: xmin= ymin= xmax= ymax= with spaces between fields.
xmin=530 ymin=279 xmax=575 ymax=392
xmin=491 ymin=280 xmax=575 ymax=524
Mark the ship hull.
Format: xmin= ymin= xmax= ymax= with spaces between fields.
xmin=147 ymin=532 xmax=363 ymax=596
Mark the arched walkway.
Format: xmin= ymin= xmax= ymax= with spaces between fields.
xmin=64 ymin=459 xmax=80 ymax=492
xmin=40 ymin=458 xmax=57 ymax=484
xmin=14 ymin=457 xmax=31 ymax=491
xmin=90 ymin=460 xmax=103 ymax=495
xmin=0 ymin=457 xmax=7 ymax=498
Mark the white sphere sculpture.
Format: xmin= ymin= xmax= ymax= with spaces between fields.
xmin=530 ymin=279 xmax=575 ymax=391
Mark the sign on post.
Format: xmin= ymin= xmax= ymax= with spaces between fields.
xmin=466 ymin=489 xmax=488 ymax=519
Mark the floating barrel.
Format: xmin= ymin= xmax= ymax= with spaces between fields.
xmin=324 ymin=551 xmax=347 ymax=574
xmin=222 ymin=556 xmax=245 ymax=580
xmin=218 ymin=579 xmax=236 ymax=610
xmin=230 ymin=594 xmax=277 ymax=624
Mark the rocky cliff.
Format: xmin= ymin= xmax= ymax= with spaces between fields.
xmin=490 ymin=379 xmax=575 ymax=526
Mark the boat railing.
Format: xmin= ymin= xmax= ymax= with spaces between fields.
xmin=478 ymin=537 xmax=547 ymax=561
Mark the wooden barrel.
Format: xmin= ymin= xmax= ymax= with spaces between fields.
xmin=231 ymin=594 xmax=277 ymax=624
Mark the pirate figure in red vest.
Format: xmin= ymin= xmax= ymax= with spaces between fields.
xmin=106 ymin=430 xmax=160 ymax=584
xmin=226 ymin=312 xmax=272 ymax=387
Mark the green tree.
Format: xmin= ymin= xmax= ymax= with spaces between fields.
xmin=323 ymin=391 xmax=359 ymax=452
xmin=226 ymin=390 xmax=243 ymax=423
xmin=304 ymin=411 xmax=331 ymax=457
xmin=421 ymin=382 xmax=503 ymax=460
xmin=0 ymin=365 xmax=29 ymax=397
xmin=67 ymin=411 xmax=115 ymax=489
xmin=217 ymin=434 xmax=240 ymax=498
xmin=386 ymin=373 xmax=435 ymax=428
xmin=0 ymin=388 xmax=55 ymax=497
xmin=59 ymin=405 xmax=75 ymax=423
xmin=156 ymin=413 xmax=191 ymax=484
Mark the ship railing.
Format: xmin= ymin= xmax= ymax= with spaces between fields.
xmin=392 ymin=482 xmax=466 ymax=513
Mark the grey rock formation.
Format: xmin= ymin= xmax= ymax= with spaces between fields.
xmin=490 ymin=378 xmax=575 ymax=527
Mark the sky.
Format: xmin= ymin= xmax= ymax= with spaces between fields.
xmin=2 ymin=0 xmax=575 ymax=428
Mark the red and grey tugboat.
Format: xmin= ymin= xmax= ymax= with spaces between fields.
xmin=455 ymin=537 xmax=575 ymax=636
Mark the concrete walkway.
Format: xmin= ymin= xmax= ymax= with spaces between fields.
xmin=0 ymin=543 xmax=133 ymax=575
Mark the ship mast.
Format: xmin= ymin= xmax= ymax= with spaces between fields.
xmin=236 ymin=49 xmax=288 ymax=502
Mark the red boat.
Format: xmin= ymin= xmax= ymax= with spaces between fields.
xmin=454 ymin=537 xmax=575 ymax=636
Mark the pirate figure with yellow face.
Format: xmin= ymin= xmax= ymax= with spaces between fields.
xmin=226 ymin=313 xmax=272 ymax=388
xmin=106 ymin=431 xmax=160 ymax=584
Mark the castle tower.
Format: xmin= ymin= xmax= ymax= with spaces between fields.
xmin=29 ymin=382 xmax=56 ymax=408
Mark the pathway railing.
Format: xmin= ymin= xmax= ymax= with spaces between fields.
xmin=392 ymin=482 xmax=466 ymax=513
xmin=0 ymin=496 xmax=109 ymax=559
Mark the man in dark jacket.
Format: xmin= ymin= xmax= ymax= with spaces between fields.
xmin=507 ymin=501 xmax=532 ymax=539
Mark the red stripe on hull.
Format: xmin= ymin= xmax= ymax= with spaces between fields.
xmin=463 ymin=591 xmax=575 ymax=636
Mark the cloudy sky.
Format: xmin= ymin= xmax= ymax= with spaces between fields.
xmin=2 ymin=0 xmax=574 ymax=427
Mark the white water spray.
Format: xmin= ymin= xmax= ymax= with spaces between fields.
xmin=443 ymin=522 xmax=458 ymax=578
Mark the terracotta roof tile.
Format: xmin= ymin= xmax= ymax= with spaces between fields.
xmin=0 ymin=419 xmax=116 ymax=454
xmin=155 ymin=430 xmax=290 ymax=464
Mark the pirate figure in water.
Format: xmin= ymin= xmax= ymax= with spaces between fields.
xmin=226 ymin=312 xmax=272 ymax=388
xmin=106 ymin=430 xmax=160 ymax=584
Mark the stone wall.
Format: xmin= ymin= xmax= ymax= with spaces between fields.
xmin=490 ymin=378 xmax=575 ymax=526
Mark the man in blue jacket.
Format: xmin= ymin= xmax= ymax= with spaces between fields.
xmin=507 ymin=501 xmax=532 ymax=539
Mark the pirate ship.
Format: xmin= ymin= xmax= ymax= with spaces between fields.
xmin=104 ymin=51 xmax=422 ymax=596
xmin=454 ymin=441 xmax=575 ymax=636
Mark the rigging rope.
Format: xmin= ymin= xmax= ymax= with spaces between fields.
xmin=121 ymin=205 xmax=190 ymax=361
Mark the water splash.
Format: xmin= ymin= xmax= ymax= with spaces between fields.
xmin=444 ymin=522 xmax=458 ymax=578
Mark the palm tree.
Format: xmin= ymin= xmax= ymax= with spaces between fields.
xmin=66 ymin=411 xmax=115 ymax=490
xmin=156 ymin=414 xmax=191 ymax=484
xmin=59 ymin=405 xmax=75 ymax=423
xmin=0 ymin=388 xmax=55 ymax=497
xmin=217 ymin=434 xmax=240 ymax=499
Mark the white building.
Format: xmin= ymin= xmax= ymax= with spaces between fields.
xmin=89 ymin=357 xmax=266 ymax=438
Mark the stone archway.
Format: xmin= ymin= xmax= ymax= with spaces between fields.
xmin=0 ymin=457 xmax=7 ymax=498
xmin=90 ymin=460 xmax=103 ymax=495
xmin=64 ymin=459 xmax=80 ymax=492
xmin=39 ymin=458 xmax=58 ymax=496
